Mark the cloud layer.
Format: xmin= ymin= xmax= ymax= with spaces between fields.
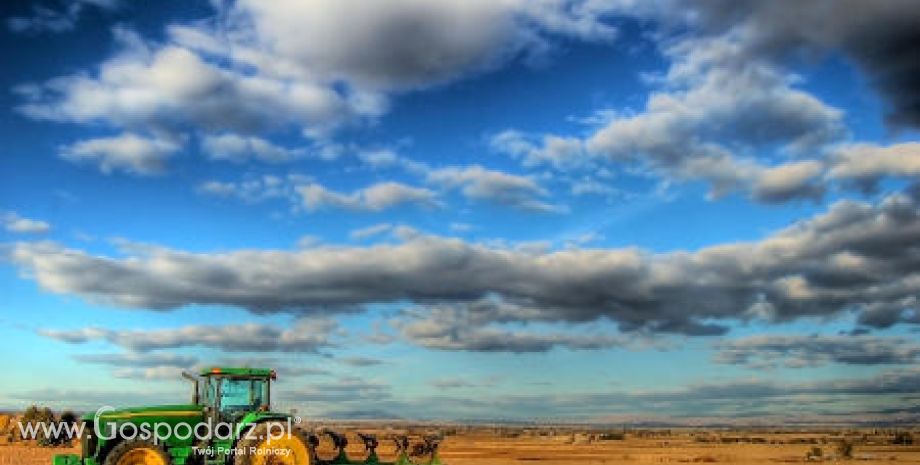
xmin=11 ymin=190 xmax=920 ymax=336
xmin=715 ymin=335 xmax=920 ymax=369
xmin=39 ymin=319 xmax=339 ymax=353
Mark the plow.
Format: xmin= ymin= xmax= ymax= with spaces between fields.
xmin=52 ymin=367 xmax=443 ymax=465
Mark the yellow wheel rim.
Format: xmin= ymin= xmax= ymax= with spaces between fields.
xmin=251 ymin=436 xmax=311 ymax=465
xmin=116 ymin=447 xmax=167 ymax=465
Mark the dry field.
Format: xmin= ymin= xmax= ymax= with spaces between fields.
xmin=2 ymin=427 xmax=919 ymax=465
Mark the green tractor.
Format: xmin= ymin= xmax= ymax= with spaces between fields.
xmin=52 ymin=367 xmax=443 ymax=465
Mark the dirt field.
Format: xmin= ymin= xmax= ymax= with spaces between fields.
xmin=2 ymin=429 xmax=919 ymax=465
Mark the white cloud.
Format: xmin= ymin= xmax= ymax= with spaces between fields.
xmin=427 ymin=165 xmax=564 ymax=213
xmin=449 ymin=222 xmax=475 ymax=233
xmin=7 ymin=0 xmax=118 ymax=35
xmin=396 ymin=300 xmax=627 ymax=353
xmin=751 ymin=160 xmax=825 ymax=203
xmin=358 ymin=149 xmax=428 ymax=175
xmin=298 ymin=182 xmax=441 ymax=212
xmin=74 ymin=352 xmax=197 ymax=368
xmin=226 ymin=0 xmax=617 ymax=91
xmin=490 ymin=130 xmax=586 ymax=169
xmin=199 ymin=175 xmax=444 ymax=214
xmin=296 ymin=235 xmax=322 ymax=249
xmin=495 ymin=34 xmax=849 ymax=203
xmin=585 ymin=36 xmax=843 ymax=199
xmin=569 ymin=176 xmax=620 ymax=197
xmin=2 ymin=212 xmax=52 ymax=234
xmin=622 ymin=0 xmax=920 ymax=129
xmin=111 ymin=366 xmax=187 ymax=380
xmin=350 ymin=223 xmax=394 ymax=240
xmin=197 ymin=174 xmax=310 ymax=204
xmin=60 ymin=132 xmax=181 ymax=175
xmin=40 ymin=319 xmax=339 ymax=353
xmin=201 ymin=133 xmax=303 ymax=163
xmin=16 ymin=31 xmax=364 ymax=139
xmin=828 ymin=142 xmax=920 ymax=188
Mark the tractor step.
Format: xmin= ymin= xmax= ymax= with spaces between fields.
xmin=51 ymin=454 xmax=81 ymax=465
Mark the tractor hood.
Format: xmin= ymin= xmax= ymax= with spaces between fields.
xmin=82 ymin=404 xmax=204 ymax=422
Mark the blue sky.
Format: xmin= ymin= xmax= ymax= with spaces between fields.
xmin=1 ymin=0 xmax=920 ymax=424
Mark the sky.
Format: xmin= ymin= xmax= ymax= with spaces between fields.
xmin=1 ymin=0 xmax=919 ymax=425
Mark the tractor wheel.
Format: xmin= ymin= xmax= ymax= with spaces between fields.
xmin=235 ymin=423 xmax=312 ymax=465
xmin=103 ymin=439 xmax=172 ymax=465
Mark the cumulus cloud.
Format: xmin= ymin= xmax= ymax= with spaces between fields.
xmin=495 ymin=3 xmax=920 ymax=203
xmin=7 ymin=0 xmax=117 ymax=34
xmin=427 ymin=165 xmax=564 ymax=213
xmin=827 ymin=142 xmax=920 ymax=189
xmin=199 ymin=175 xmax=446 ymax=214
xmin=201 ymin=133 xmax=303 ymax=163
xmin=561 ymin=1 xmax=920 ymax=203
xmin=714 ymin=334 xmax=920 ymax=369
xmin=396 ymin=300 xmax=628 ymax=352
xmin=59 ymin=132 xmax=181 ymax=175
xmin=224 ymin=0 xmax=617 ymax=91
xmin=751 ymin=160 xmax=825 ymax=203
xmin=39 ymin=319 xmax=339 ymax=353
xmin=197 ymin=174 xmax=310 ymax=204
xmin=298 ymin=182 xmax=441 ymax=212
xmin=15 ymin=29 xmax=365 ymax=140
xmin=2 ymin=212 xmax=51 ymax=234
xmin=10 ymin=190 xmax=920 ymax=335
xmin=585 ymin=35 xmax=843 ymax=200
xmin=490 ymin=130 xmax=587 ymax=170
xmin=358 ymin=150 xmax=428 ymax=175
xmin=640 ymin=0 xmax=920 ymax=128
xmin=494 ymin=32 xmax=850 ymax=203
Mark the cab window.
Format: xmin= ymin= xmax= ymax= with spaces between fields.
xmin=219 ymin=378 xmax=268 ymax=415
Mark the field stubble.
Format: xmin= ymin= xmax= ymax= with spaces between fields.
xmin=1 ymin=428 xmax=918 ymax=465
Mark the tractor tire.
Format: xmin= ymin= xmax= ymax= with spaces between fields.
xmin=235 ymin=423 xmax=313 ymax=465
xmin=103 ymin=439 xmax=173 ymax=465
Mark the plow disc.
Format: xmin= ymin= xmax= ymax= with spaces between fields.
xmin=308 ymin=430 xmax=442 ymax=465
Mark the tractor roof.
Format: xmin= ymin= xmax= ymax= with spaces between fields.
xmin=199 ymin=367 xmax=276 ymax=378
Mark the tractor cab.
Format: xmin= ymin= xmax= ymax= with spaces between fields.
xmin=192 ymin=367 xmax=276 ymax=421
